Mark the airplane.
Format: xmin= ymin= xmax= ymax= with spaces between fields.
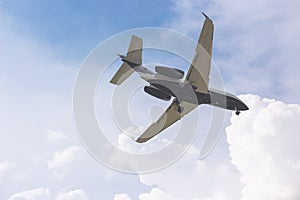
xmin=110 ymin=13 xmax=248 ymax=143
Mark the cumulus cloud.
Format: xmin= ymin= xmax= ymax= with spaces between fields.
xmin=8 ymin=188 xmax=51 ymax=200
xmin=227 ymin=94 xmax=300 ymax=200
xmin=138 ymin=146 xmax=242 ymax=200
xmin=47 ymin=146 xmax=81 ymax=169
xmin=139 ymin=188 xmax=180 ymax=200
xmin=116 ymin=136 xmax=242 ymax=199
xmin=114 ymin=193 xmax=132 ymax=200
xmin=57 ymin=189 xmax=89 ymax=200
xmin=114 ymin=190 xmax=178 ymax=200
xmin=116 ymin=94 xmax=300 ymax=200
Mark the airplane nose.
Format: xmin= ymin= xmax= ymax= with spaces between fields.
xmin=240 ymin=101 xmax=249 ymax=110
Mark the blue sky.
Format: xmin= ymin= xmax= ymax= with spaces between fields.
xmin=1 ymin=0 xmax=300 ymax=199
xmin=2 ymin=0 xmax=172 ymax=63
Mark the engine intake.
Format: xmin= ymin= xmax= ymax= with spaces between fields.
xmin=155 ymin=66 xmax=184 ymax=79
xmin=144 ymin=85 xmax=171 ymax=101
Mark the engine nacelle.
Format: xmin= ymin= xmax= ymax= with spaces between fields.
xmin=144 ymin=85 xmax=171 ymax=101
xmin=155 ymin=66 xmax=184 ymax=79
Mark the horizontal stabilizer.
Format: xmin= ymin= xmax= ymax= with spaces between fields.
xmin=110 ymin=62 xmax=134 ymax=85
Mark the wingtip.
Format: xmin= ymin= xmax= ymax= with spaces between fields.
xmin=202 ymin=12 xmax=209 ymax=19
xmin=136 ymin=137 xmax=148 ymax=143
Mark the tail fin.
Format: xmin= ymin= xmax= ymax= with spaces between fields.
xmin=110 ymin=35 xmax=142 ymax=85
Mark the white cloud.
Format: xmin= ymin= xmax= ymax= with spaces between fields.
xmin=115 ymin=190 xmax=179 ymax=200
xmin=117 ymin=130 xmax=140 ymax=152
xmin=8 ymin=188 xmax=89 ymax=200
xmin=46 ymin=130 xmax=67 ymax=143
xmin=139 ymin=188 xmax=179 ymax=200
xmin=116 ymin=136 xmax=242 ymax=199
xmin=226 ymin=94 xmax=300 ymax=200
xmin=47 ymin=146 xmax=81 ymax=170
xmin=139 ymin=149 xmax=242 ymax=200
xmin=116 ymin=94 xmax=300 ymax=200
xmin=114 ymin=193 xmax=132 ymax=200
xmin=8 ymin=188 xmax=51 ymax=200
xmin=57 ymin=189 xmax=89 ymax=200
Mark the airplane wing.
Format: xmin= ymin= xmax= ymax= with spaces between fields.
xmin=136 ymin=99 xmax=197 ymax=143
xmin=185 ymin=13 xmax=214 ymax=94
xmin=110 ymin=35 xmax=142 ymax=85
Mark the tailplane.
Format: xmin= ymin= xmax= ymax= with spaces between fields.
xmin=110 ymin=35 xmax=142 ymax=85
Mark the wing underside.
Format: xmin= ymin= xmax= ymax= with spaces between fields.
xmin=185 ymin=14 xmax=214 ymax=94
xmin=136 ymin=100 xmax=197 ymax=143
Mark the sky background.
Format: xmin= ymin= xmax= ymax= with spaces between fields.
xmin=1 ymin=0 xmax=300 ymax=199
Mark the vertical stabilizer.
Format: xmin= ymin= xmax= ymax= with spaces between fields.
xmin=110 ymin=35 xmax=142 ymax=85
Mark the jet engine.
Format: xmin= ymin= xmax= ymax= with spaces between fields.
xmin=144 ymin=85 xmax=171 ymax=101
xmin=155 ymin=66 xmax=184 ymax=79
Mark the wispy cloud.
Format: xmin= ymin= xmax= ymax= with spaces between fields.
xmin=46 ymin=130 xmax=68 ymax=143
xmin=166 ymin=0 xmax=300 ymax=103
xmin=47 ymin=146 xmax=81 ymax=170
